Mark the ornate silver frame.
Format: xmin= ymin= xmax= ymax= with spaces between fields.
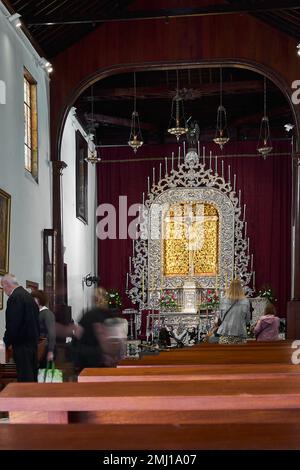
xmin=129 ymin=150 xmax=253 ymax=307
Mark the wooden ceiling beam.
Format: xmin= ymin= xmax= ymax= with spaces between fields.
xmin=84 ymin=112 xmax=156 ymax=131
xmin=26 ymin=1 xmax=300 ymax=26
xmin=80 ymin=81 xmax=266 ymax=101
xmin=231 ymin=105 xmax=290 ymax=127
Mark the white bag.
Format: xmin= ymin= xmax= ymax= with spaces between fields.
xmin=38 ymin=362 xmax=63 ymax=383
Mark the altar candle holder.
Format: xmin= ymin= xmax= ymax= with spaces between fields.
xmin=147 ymin=176 xmax=150 ymax=194
xmin=178 ymin=147 xmax=181 ymax=166
xmin=171 ymin=152 xmax=174 ymax=171
xmin=203 ymin=146 xmax=206 ymax=165
xmin=152 ymin=167 xmax=155 ymax=186
xmin=165 ymin=156 xmax=168 ymax=176
xmin=197 ymin=140 xmax=200 ymax=157
xmin=233 ymin=174 xmax=236 ymax=193
xmin=221 ymin=160 xmax=224 ymax=179
xmin=159 ymin=163 xmax=162 ymax=181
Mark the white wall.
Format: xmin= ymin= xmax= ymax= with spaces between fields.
xmin=61 ymin=109 xmax=97 ymax=321
xmin=0 ymin=5 xmax=52 ymax=339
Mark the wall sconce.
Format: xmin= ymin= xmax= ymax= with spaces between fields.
xmin=82 ymin=274 xmax=100 ymax=287
xmin=8 ymin=13 xmax=22 ymax=28
xmin=40 ymin=57 xmax=53 ymax=74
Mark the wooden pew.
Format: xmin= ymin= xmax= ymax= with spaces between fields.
xmin=1 ymin=422 xmax=300 ymax=450
xmin=120 ymin=342 xmax=293 ymax=365
xmin=79 ymin=363 xmax=300 ymax=382
xmin=1 ymin=378 xmax=300 ymax=424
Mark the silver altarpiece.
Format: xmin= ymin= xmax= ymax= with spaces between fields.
xmin=127 ymin=144 xmax=255 ymax=342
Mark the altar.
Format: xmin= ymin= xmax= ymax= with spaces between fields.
xmin=127 ymin=127 xmax=255 ymax=342
xmin=146 ymin=311 xmax=216 ymax=347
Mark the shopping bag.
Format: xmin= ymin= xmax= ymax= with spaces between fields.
xmin=38 ymin=362 xmax=63 ymax=383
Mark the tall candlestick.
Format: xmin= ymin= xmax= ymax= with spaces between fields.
xmin=215 ymin=155 xmax=218 ymax=174
xmin=183 ymin=141 xmax=186 ymax=158
xmin=209 ymin=151 xmax=212 ymax=169
xmin=147 ymin=176 xmax=150 ymax=194
xmin=221 ymin=160 xmax=224 ymax=179
xmin=178 ymin=147 xmax=181 ymax=166
xmin=243 ymin=204 xmax=246 ymax=221
xmin=244 ymin=221 xmax=247 ymax=238
xmin=126 ymin=272 xmax=129 ymax=291
xmin=165 ymin=156 xmax=168 ymax=175
xmin=129 ymin=256 xmax=132 ymax=274
xmin=228 ymin=165 xmax=231 ymax=184
xmin=250 ymin=254 xmax=254 ymax=271
xmin=247 ymin=237 xmax=250 ymax=256
xmin=171 ymin=152 xmax=174 ymax=171
xmin=152 ymin=167 xmax=155 ymax=186
xmin=203 ymin=146 xmax=205 ymax=165
xmin=253 ymin=271 xmax=256 ymax=292
xmin=142 ymin=192 xmax=145 ymax=207
xmin=233 ymin=174 xmax=236 ymax=193
xmin=159 ymin=163 xmax=162 ymax=181
xmin=197 ymin=140 xmax=200 ymax=157
xmin=238 ymin=189 xmax=241 ymax=207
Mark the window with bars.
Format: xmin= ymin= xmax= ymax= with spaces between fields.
xmin=24 ymin=69 xmax=38 ymax=180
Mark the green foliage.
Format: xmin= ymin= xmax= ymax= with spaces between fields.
xmin=160 ymin=290 xmax=177 ymax=310
xmin=107 ymin=289 xmax=122 ymax=309
xmin=258 ymin=285 xmax=277 ymax=304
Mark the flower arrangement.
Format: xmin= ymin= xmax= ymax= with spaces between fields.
xmin=160 ymin=290 xmax=177 ymax=310
xmin=107 ymin=289 xmax=122 ymax=309
xmin=201 ymin=290 xmax=219 ymax=310
xmin=258 ymin=285 xmax=277 ymax=304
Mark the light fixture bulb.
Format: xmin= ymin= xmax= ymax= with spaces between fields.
xmin=8 ymin=13 xmax=21 ymax=28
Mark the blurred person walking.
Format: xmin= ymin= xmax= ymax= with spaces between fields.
xmin=71 ymin=287 xmax=127 ymax=371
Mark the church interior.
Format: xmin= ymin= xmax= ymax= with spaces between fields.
xmin=1 ymin=0 xmax=300 ymax=455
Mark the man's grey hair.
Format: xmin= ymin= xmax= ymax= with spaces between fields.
xmin=1 ymin=274 xmax=19 ymax=286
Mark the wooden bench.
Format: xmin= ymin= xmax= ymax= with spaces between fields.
xmin=79 ymin=363 xmax=300 ymax=382
xmin=0 ymin=422 xmax=300 ymax=450
xmin=120 ymin=342 xmax=293 ymax=365
xmin=2 ymin=377 xmax=300 ymax=424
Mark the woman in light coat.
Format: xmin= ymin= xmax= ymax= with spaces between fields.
xmin=217 ymin=279 xmax=251 ymax=344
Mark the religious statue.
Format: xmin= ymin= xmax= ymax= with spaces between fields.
xmin=186 ymin=120 xmax=200 ymax=151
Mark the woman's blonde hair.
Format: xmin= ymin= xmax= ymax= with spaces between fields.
xmin=264 ymin=301 xmax=276 ymax=316
xmin=226 ymin=279 xmax=246 ymax=300
xmin=94 ymin=286 xmax=108 ymax=308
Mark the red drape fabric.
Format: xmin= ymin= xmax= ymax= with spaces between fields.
xmin=97 ymin=140 xmax=292 ymax=316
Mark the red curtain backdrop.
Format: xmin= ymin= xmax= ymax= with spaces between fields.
xmin=97 ymin=140 xmax=292 ymax=316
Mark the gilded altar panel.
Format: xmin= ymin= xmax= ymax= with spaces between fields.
xmin=163 ymin=202 xmax=219 ymax=276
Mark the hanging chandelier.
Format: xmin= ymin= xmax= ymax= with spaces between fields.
xmin=167 ymin=70 xmax=188 ymax=141
xmin=257 ymin=77 xmax=273 ymax=159
xmin=128 ymin=72 xmax=143 ymax=153
xmin=85 ymin=85 xmax=101 ymax=164
xmin=213 ymin=67 xmax=230 ymax=149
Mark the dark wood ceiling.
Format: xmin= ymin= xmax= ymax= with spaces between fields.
xmin=3 ymin=1 xmax=297 ymax=145
xmin=4 ymin=0 xmax=300 ymax=58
